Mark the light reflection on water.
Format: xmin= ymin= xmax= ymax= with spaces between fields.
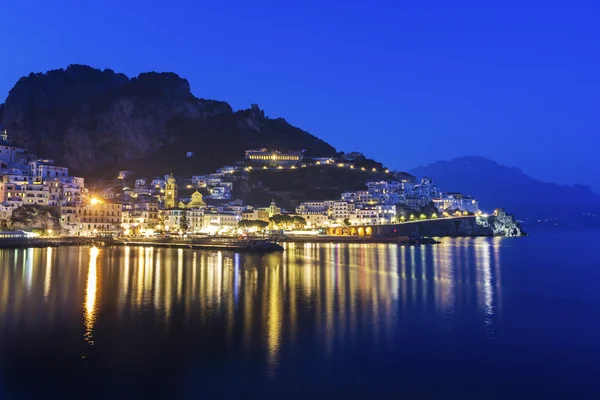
xmin=0 ymin=239 xmax=503 ymax=374
xmin=84 ymin=246 xmax=99 ymax=347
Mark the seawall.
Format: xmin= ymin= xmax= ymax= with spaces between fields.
xmin=324 ymin=214 xmax=525 ymax=238
xmin=369 ymin=215 xmax=525 ymax=237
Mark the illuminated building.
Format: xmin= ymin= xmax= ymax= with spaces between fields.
xmin=209 ymin=185 xmax=231 ymax=200
xmin=122 ymin=200 xmax=159 ymax=230
xmin=245 ymin=148 xmax=303 ymax=165
xmin=164 ymin=174 xmax=178 ymax=209
xmin=182 ymin=191 xmax=206 ymax=209
xmin=28 ymin=159 xmax=68 ymax=178
xmin=433 ymin=193 xmax=479 ymax=213
xmin=242 ymin=209 xmax=270 ymax=222
xmin=59 ymin=200 xmax=122 ymax=236
xmin=266 ymin=199 xmax=280 ymax=218
xmin=296 ymin=200 xmax=355 ymax=222
xmin=160 ymin=208 xmax=185 ymax=231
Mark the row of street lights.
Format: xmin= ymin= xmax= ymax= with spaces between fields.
xmin=245 ymin=163 xmax=390 ymax=174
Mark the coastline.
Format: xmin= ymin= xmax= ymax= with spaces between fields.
xmin=0 ymin=235 xmax=442 ymax=251
xmin=278 ymin=236 xmax=440 ymax=245
xmin=0 ymin=237 xmax=284 ymax=252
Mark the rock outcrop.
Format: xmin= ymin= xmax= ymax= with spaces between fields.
xmin=0 ymin=65 xmax=336 ymax=178
xmin=10 ymin=205 xmax=61 ymax=231
xmin=475 ymin=213 xmax=525 ymax=237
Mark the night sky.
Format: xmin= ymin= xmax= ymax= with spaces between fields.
xmin=1 ymin=0 xmax=598 ymax=191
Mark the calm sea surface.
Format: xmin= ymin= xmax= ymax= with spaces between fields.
xmin=0 ymin=233 xmax=599 ymax=399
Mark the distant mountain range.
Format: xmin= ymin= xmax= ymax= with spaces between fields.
xmin=410 ymin=156 xmax=600 ymax=227
xmin=2 ymin=65 xmax=598 ymax=228
xmin=0 ymin=65 xmax=335 ymax=178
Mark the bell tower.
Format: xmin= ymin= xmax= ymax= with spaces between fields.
xmin=165 ymin=174 xmax=178 ymax=209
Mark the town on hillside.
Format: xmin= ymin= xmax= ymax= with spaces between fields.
xmin=0 ymin=129 xmax=483 ymax=237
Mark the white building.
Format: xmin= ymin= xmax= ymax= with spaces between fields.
xmin=242 ymin=208 xmax=269 ymax=222
xmin=295 ymin=200 xmax=354 ymax=221
xmin=299 ymin=213 xmax=329 ymax=228
xmin=217 ymin=166 xmax=238 ymax=174
xmin=60 ymin=177 xmax=84 ymax=205
xmin=161 ymin=208 xmax=185 ymax=231
xmin=313 ymin=157 xmax=335 ymax=164
xmin=340 ymin=190 xmax=375 ymax=205
xmin=0 ymin=181 xmax=48 ymax=207
xmin=366 ymin=180 xmax=402 ymax=193
xmin=0 ymin=128 xmax=35 ymax=168
xmin=433 ymin=193 xmax=479 ymax=213
xmin=351 ymin=204 xmax=396 ymax=225
xmin=28 ymin=159 xmax=69 ymax=179
xmin=226 ymin=205 xmax=248 ymax=217
xmin=295 ymin=201 xmax=329 ymax=215
xmin=202 ymin=211 xmax=240 ymax=232
xmin=209 ymin=186 xmax=231 ymax=200
xmin=328 ymin=200 xmax=354 ymax=221
xmin=415 ymin=177 xmax=439 ymax=201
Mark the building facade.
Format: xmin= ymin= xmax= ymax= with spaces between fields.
xmin=164 ymin=174 xmax=178 ymax=209
xmin=245 ymin=148 xmax=303 ymax=165
xmin=433 ymin=193 xmax=479 ymax=213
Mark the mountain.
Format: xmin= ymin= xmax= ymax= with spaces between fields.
xmin=0 ymin=65 xmax=336 ymax=178
xmin=410 ymin=156 xmax=600 ymax=227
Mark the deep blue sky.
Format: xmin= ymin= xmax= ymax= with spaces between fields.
xmin=1 ymin=0 xmax=599 ymax=191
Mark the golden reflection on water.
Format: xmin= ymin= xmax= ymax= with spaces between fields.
xmin=44 ymin=247 xmax=53 ymax=300
xmin=84 ymin=246 xmax=99 ymax=346
xmin=0 ymin=238 xmax=504 ymax=372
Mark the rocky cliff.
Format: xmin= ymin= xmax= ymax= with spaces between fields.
xmin=10 ymin=205 xmax=61 ymax=231
xmin=0 ymin=65 xmax=336 ymax=178
xmin=475 ymin=213 xmax=525 ymax=237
